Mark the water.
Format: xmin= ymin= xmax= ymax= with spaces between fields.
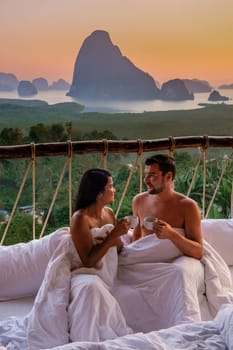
xmin=0 ymin=89 xmax=233 ymax=113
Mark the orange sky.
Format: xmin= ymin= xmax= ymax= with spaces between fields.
xmin=1 ymin=0 xmax=233 ymax=87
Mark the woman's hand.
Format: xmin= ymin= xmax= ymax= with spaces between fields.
xmin=111 ymin=217 xmax=131 ymax=238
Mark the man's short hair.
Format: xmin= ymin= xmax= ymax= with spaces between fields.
xmin=145 ymin=154 xmax=176 ymax=179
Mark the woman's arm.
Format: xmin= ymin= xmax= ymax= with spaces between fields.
xmin=71 ymin=211 xmax=129 ymax=267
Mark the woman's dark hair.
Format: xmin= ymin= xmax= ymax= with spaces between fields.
xmin=75 ymin=168 xmax=112 ymax=211
xmin=145 ymin=154 xmax=176 ymax=179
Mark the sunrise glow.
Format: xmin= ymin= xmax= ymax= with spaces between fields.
xmin=1 ymin=0 xmax=233 ymax=87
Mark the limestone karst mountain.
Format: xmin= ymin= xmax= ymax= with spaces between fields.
xmin=182 ymin=79 xmax=213 ymax=93
xmin=49 ymin=79 xmax=70 ymax=90
xmin=160 ymin=79 xmax=194 ymax=101
xmin=0 ymin=72 xmax=18 ymax=91
xmin=67 ymin=30 xmax=161 ymax=100
xmin=18 ymin=80 xmax=38 ymax=97
xmin=32 ymin=78 xmax=49 ymax=91
xmin=208 ymin=90 xmax=229 ymax=101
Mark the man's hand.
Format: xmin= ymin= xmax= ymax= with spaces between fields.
xmin=154 ymin=220 xmax=172 ymax=239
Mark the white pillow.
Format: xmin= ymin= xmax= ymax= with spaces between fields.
xmin=118 ymin=234 xmax=182 ymax=265
xmin=0 ymin=227 xmax=70 ymax=301
xmin=201 ymin=219 xmax=233 ymax=266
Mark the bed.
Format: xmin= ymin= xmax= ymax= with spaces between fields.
xmin=0 ymin=219 xmax=233 ymax=349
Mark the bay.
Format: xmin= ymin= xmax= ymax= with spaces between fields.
xmin=0 ymin=89 xmax=233 ymax=113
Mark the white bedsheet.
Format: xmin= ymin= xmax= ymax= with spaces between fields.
xmin=0 ymin=229 xmax=233 ymax=349
xmin=45 ymin=303 xmax=233 ymax=350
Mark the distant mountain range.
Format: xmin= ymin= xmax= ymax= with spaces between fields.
xmin=218 ymin=83 xmax=233 ymax=89
xmin=1 ymin=30 xmax=232 ymax=100
xmin=0 ymin=73 xmax=70 ymax=97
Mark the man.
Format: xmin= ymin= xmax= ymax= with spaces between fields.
xmin=114 ymin=155 xmax=231 ymax=332
xmin=132 ymin=154 xmax=204 ymax=259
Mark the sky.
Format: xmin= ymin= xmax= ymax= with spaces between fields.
xmin=1 ymin=0 xmax=233 ymax=88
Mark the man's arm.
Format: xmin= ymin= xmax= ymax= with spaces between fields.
xmin=182 ymin=198 xmax=204 ymax=259
xmin=154 ymin=199 xmax=204 ymax=259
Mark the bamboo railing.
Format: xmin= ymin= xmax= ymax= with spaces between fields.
xmin=0 ymin=135 xmax=233 ymax=159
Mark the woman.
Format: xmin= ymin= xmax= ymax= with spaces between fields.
xmin=71 ymin=168 xmax=129 ymax=267
xmin=68 ymin=168 xmax=132 ymax=342
xmin=0 ymin=168 xmax=132 ymax=349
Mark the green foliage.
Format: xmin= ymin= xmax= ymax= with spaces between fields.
xmin=174 ymin=152 xmax=233 ymax=218
xmin=112 ymin=162 xmax=146 ymax=218
xmin=49 ymin=204 xmax=70 ymax=228
xmin=0 ymin=212 xmax=42 ymax=245
xmin=0 ymin=127 xmax=24 ymax=145
xmin=29 ymin=123 xmax=68 ymax=143
xmin=29 ymin=123 xmax=49 ymax=142
xmin=29 ymin=123 xmax=68 ymax=142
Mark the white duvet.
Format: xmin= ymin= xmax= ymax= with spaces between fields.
xmin=46 ymin=303 xmax=233 ymax=350
xmin=0 ymin=226 xmax=233 ymax=349
xmin=114 ymin=233 xmax=233 ymax=332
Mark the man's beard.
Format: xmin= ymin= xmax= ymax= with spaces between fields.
xmin=148 ymin=185 xmax=164 ymax=195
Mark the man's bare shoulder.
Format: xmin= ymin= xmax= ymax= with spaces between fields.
xmin=178 ymin=192 xmax=197 ymax=203
xmin=176 ymin=192 xmax=200 ymax=210
xmin=133 ymin=191 xmax=148 ymax=203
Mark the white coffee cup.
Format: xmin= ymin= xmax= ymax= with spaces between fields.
xmin=143 ymin=216 xmax=157 ymax=230
xmin=126 ymin=215 xmax=139 ymax=228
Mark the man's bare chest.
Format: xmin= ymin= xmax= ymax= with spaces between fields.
xmin=138 ymin=199 xmax=184 ymax=228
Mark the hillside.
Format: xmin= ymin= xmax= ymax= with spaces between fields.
xmin=0 ymin=99 xmax=232 ymax=139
